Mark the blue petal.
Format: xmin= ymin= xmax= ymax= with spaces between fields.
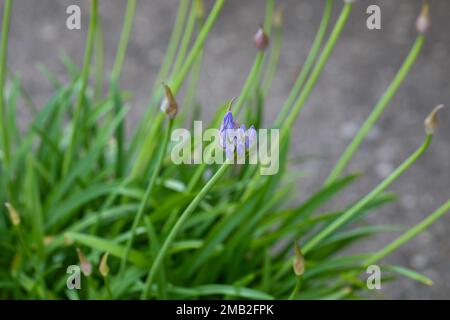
xmin=246 ymin=125 xmax=257 ymax=149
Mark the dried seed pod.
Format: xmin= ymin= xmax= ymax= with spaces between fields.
xmin=424 ymin=104 xmax=444 ymax=135
xmin=292 ymin=242 xmax=305 ymax=276
xmin=416 ymin=2 xmax=431 ymax=34
xmin=160 ymin=83 xmax=178 ymax=119
xmin=253 ymin=27 xmax=269 ymax=51
xmin=99 ymin=252 xmax=110 ymax=277
xmin=5 ymin=202 xmax=21 ymax=226
xmin=76 ymin=248 xmax=92 ymax=276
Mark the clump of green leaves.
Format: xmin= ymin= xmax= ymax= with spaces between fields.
xmin=0 ymin=0 xmax=448 ymax=300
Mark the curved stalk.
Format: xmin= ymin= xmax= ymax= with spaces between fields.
xmin=363 ymin=198 xmax=450 ymax=267
xmin=142 ymin=162 xmax=230 ymax=298
xmin=171 ymin=1 xmax=198 ymax=76
xmin=302 ymin=134 xmax=433 ymax=254
xmin=119 ymin=119 xmax=174 ymax=274
xmin=62 ymin=0 xmax=98 ymax=175
xmin=0 ymin=0 xmax=13 ymax=166
xmin=111 ymin=0 xmax=137 ymax=81
xmin=325 ymin=35 xmax=426 ymax=185
xmin=282 ymin=2 xmax=353 ymax=137
xmin=275 ymin=0 xmax=334 ymax=127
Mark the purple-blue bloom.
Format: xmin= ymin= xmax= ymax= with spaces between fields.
xmin=219 ymin=109 xmax=257 ymax=160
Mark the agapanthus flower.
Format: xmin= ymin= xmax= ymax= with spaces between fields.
xmin=219 ymin=105 xmax=257 ymax=160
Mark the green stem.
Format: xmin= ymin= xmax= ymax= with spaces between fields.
xmin=62 ymin=0 xmax=98 ymax=175
xmin=141 ymin=162 xmax=230 ymax=299
xmin=104 ymin=276 xmax=113 ymax=299
xmin=111 ymin=79 xmax=125 ymax=177
xmin=111 ymin=0 xmax=137 ymax=81
xmin=0 ymin=0 xmax=12 ymax=166
xmin=363 ymin=198 xmax=450 ymax=267
xmin=261 ymin=24 xmax=282 ymax=98
xmin=282 ymin=2 xmax=352 ymax=137
xmin=171 ymin=1 xmax=198 ymax=77
xmin=234 ymin=53 xmax=265 ymax=116
xmin=288 ymin=276 xmax=302 ymax=300
xmin=180 ymin=16 xmax=205 ymax=120
xmin=302 ymin=134 xmax=433 ymax=255
xmin=275 ymin=0 xmax=333 ymax=127
xmin=119 ymin=119 xmax=174 ymax=274
xmin=263 ymin=0 xmax=275 ymax=36
xmin=94 ymin=11 xmax=104 ymax=102
xmin=152 ymin=0 xmax=190 ymax=92
xmin=325 ymin=35 xmax=426 ymax=185
xmin=110 ymin=0 xmax=137 ymax=178
xmin=171 ymin=0 xmax=225 ymax=94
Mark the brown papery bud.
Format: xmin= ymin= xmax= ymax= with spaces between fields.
xmin=416 ymin=2 xmax=431 ymax=34
xmin=160 ymin=82 xmax=178 ymax=119
xmin=292 ymin=242 xmax=305 ymax=276
xmin=5 ymin=202 xmax=21 ymax=226
xmin=424 ymin=104 xmax=444 ymax=135
xmin=253 ymin=27 xmax=269 ymax=51
xmin=273 ymin=7 xmax=284 ymax=29
xmin=99 ymin=252 xmax=110 ymax=277
xmin=76 ymin=248 xmax=92 ymax=276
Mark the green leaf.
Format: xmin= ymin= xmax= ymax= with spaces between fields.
xmin=65 ymin=232 xmax=149 ymax=267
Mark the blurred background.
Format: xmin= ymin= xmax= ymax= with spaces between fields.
xmin=4 ymin=0 xmax=450 ymax=299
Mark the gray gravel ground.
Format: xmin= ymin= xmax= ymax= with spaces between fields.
xmin=4 ymin=0 xmax=450 ymax=299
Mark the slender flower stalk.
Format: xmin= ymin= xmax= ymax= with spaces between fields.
xmin=364 ymin=198 xmax=450 ymax=267
xmin=0 ymin=0 xmax=12 ymax=166
xmin=110 ymin=0 xmax=137 ymax=177
xmin=325 ymin=32 xmax=427 ymax=185
xmin=111 ymin=0 xmax=136 ymax=81
xmin=171 ymin=0 xmax=225 ymax=94
xmin=172 ymin=1 xmax=198 ymax=76
xmin=119 ymin=116 xmax=175 ymax=274
xmin=282 ymin=2 xmax=353 ymax=137
xmin=62 ymin=0 xmax=98 ymax=176
xmin=275 ymin=0 xmax=334 ymax=127
xmin=142 ymin=162 xmax=230 ymax=298
xmin=302 ymin=106 xmax=442 ymax=254
xmin=152 ymin=0 xmax=190 ymax=94
xmin=261 ymin=6 xmax=284 ymax=98
xmin=94 ymin=11 xmax=104 ymax=102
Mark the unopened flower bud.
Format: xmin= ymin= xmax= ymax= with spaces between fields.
xmin=5 ymin=202 xmax=21 ymax=226
xmin=160 ymin=83 xmax=178 ymax=119
xmin=273 ymin=7 xmax=284 ymax=29
xmin=76 ymin=248 xmax=92 ymax=276
xmin=424 ymin=104 xmax=444 ymax=135
xmin=99 ymin=252 xmax=110 ymax=277
xmin=416 ymin=2 xmax=431 ymax=34
xmin=253 ymin=27 xmax=269 ymax=51
xmin=292 ymin=242 xmax=305 ymax=276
